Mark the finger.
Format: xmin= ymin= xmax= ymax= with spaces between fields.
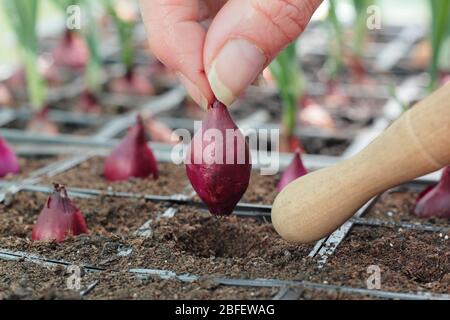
xmin=139 ymin=0 xmax=214 ymax=109
xmin=204 ymin=0 xmax=322 ymax=106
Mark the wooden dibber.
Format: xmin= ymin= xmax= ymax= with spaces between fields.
xmin=272 ymin=83 xmax=450 ymax=243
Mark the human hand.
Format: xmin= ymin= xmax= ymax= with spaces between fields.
xmin=139 ymin=0 xmax=322 ymax=108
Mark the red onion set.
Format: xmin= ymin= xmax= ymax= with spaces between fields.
xmin=185 ymin=100 xmax=251 ymax=215
xmin=413 ymin=166 xmax=450 ymax=218
xmin=277 ymin=149 xmax=308 ymax=192
xmin=104 ymin=116 xmax=159 ymax=181
xmin=0 ymin=136 xmax=20 ymax=178
xmin=32 ymin=183 xmax=88 ymax=242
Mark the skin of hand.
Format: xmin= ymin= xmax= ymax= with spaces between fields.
xmin=139 ymin=0 xmax=323 ymax=109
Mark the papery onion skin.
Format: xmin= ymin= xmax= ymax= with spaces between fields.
xmin=104 ymin=116 xmax=158 ymax=181
xmin=186 ymin=101 xmax=251 ymax=216
xmin=277 ymin=149 xmax=308 ymax=192
xmin=0 ymin=136 xmax=20 ymax=178
xmin=413 ymin=166 xmax=450 ymax=218
xmin=31 ymin=183 xmax=88 ymax=242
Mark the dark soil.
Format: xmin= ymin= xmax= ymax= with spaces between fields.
xmin=364 ymin=187 xmax=449 ymax=226
xmin=1 ymin=156 xmax=59 ymax=181
xmin=0 ymin=260 xmax=81 ymax=300
xmin=0 ymin=196 xmax=316 ymax=280
xmin=0 ymin=260 xmax=279 ymax=300
xmin=41 ymin=157 xmax=190 ymax=195
xmin=115 ymin=206 xmax=314 ymax=279
xmin=2 ymin=164 xmax=448 ymax=299
xmin=0 ymin=260 xmax=381 ymax=300
xmin=5 ymin=119 xmax=99 ymax=136
xmin=241 ymin=172 xmax=278 ymax=205
xmin=313 ymin=226 xmax=450 ymax=294
xmin=0 ymin=191 xmax=168 ymax=239
xmin=84 ymin=272 xmax=279 ymax=300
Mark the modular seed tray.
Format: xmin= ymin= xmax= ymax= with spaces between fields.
xmin=1 ymin=68 xmax=442 ymax=300
xmin=0 ymin=137 xmax=448 ymax=300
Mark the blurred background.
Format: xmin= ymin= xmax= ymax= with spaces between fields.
xmin=0 ymin=0 xmax=449 ymax=157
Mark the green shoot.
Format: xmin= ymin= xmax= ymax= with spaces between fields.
xmin=103 ymin=0 xmax=136 ymax=73
xmin=84 ymin=23 xmax=103 ymax=93
xmin=428 ymin=0 xmax=450 ymax=91
xmin=3 ymin=0 xmax=46 ymax=110
xmin=325 ymin=0 xmax=343 ymax=81
xmin=269 ymin=42 xmax=304 ymax=139
xmin=351 ymin=0 xmax=373 ymax=59
xmin=81 ymin=2 xmax=103 ymax=93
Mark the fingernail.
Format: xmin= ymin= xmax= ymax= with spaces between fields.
xmin=177 ymin=73 xmax=209 ymax=110
xmin=207 ymin=39 xmax=266 ymax=106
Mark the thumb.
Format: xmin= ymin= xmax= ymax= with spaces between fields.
xmin=204 ymin=0 xmax=322 ymax=106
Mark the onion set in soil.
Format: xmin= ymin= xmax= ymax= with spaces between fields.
xmin=26 ymin=106 xmax=59 ymax=136
xmin=0 ymin=137 xmax=20 ymax=178
xmin=32 ymin=183 xmax=88 ymax=242
xmin=104 ymin=115 xmax=159 ymax=181
xmin=277 ymin=149 xmax=308 ymax=192
xmin=52 ymin=30 xmax=89 ymax=70
xmin=269 ymin=42 xmax=305 ymax=153
xmin=51 ymin=1 xmax=89 ymax=70
xmin=413 ymin=166 xmax=450 ymax=218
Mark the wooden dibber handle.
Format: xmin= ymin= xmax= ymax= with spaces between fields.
xmin=272 ymin=83 xmax=450 ymax=243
